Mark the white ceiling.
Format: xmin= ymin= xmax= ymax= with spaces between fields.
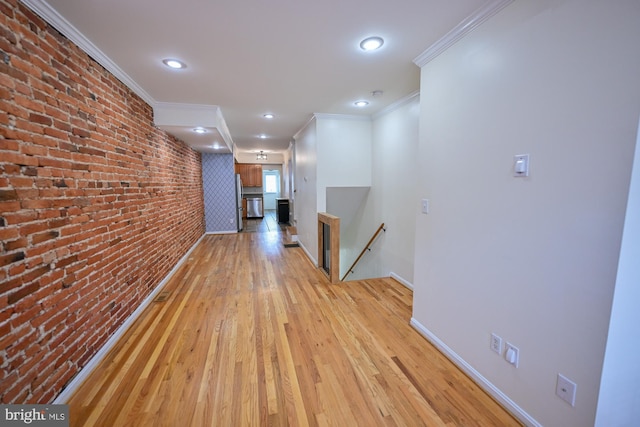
xmin=28 ymin=0 xmax=488 ymax=155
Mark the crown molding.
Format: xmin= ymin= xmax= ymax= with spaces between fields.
xmin=292 ymin=114 xmax=317 ymax=141
xmin=372 ymin=90 xmax=419 ymax=120
xmin=413 ymin=0 xmax=514 ymax=68
xmin=20 ymin=0 xmax=156 ymax=106
xmin=313 ymin=113 xmax=372 ymax=122
xmin=153 ymin=102 xmax=221 ymax=111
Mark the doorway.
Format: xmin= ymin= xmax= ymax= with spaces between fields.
xmin=262 ymin=168 xmax=281 ymax=211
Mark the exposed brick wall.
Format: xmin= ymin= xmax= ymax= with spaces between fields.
xmin=0 ymin=1 xmax=205 ymax=403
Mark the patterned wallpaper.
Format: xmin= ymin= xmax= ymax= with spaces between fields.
xmin=202 ymin=153 xmax=238 ymax=233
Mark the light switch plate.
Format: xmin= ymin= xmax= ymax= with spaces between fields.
xmin=505 ymin=342 xmax=519 ymax=367
xmin=421 ymin=199 xmax=429 ymax=214
xmin=514 ymin=154 xmax=530 ymax=177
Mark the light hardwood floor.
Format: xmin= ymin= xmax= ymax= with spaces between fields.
xmin=67 ymin=226 xmax=521 ymax=426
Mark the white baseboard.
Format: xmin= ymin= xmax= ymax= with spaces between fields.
xmin=297 ymin=240 xmax=317 ymax=267
xmin=206 ymin=230 xmax=237 ymax=235
xmin=390 ymin=272 xmax=413 ymax=290
xmin=409 ymin=318 xmax=541 ymax=427
xmin=53 ymin=233 xmax=206 ymax=404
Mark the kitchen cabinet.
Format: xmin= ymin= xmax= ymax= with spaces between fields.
xmin=242 ymin=197 xmax=247 ymax=219
xmin=235 ymin=164 xmax=263 ymax=187
xmin=250 ymin=164 xmax=263 ymax=187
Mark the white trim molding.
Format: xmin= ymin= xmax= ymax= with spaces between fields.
xmin=313 ymin=113 xmax=372 ymax=122
xmin=413 ymin=0 xmax=514 ymax=67
xmin=373 ymin=91 xmax=419 ymax=120
xmin=21 ymin=0 xmax=156 ymax=106
xmin=409 ymin=318 xmax=541 ymax=427
xmin=297 ymin=240 xmax=318 ymax=268
xmin=53 ymin=234 xmax=206 ymax=404
xmin=389 ymin=272 xmax=413 ymax=291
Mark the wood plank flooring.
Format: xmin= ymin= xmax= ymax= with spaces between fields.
xmin=243 ymin=209 xmax=283 ymax=233
xmin=67 ymin=224 xmax=521 ymax=426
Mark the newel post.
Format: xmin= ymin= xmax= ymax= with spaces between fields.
xmin=317 ymin=213 xmax=340 ymax=283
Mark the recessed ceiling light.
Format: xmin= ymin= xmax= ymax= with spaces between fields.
xmin=263 ymin=113 xmax=275 ymax=119
xmin=259 ymin=134 xmax=267 ymax=139
xmin=193 ymin=127 xmax=207 ymax=134
xmin=360 ymin=37 xmax=384 ymax=51
xmin=354 ymin=100 xmax=369 ymax=107
xmin=162 ymin=59 xmax=187 ymax=69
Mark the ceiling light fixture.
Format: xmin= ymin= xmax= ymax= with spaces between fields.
xmin=360 ymin=36 xmax=384 ymax=51
xmin=354 ymin=100 xmax=369 ymax=107
xmin=263 ymin=113 xmax=274 ymax=119
xmin=256 ymin=151 xmax=267 ymax=160
xmin=259 ymin=134 xmax=267 ymax=139
xmin=193 ymin=127 xmax=207 ymax=134
xmin=162 ymin=58 xmax=187 ymax=69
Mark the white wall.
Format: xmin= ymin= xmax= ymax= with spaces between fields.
xmin=316 ymin=115 xmax=372 ymax=212
xmin=412 ymin=1 xmax=640 ymax=426
xmin=326 ymin=186 xmax=372 ymax=279
xmin=316 ymin=115 xmax=373 ymax=279
xmin=282 ymin=143 xmax=295 ymax=223
xmin=337 ymin=95 xmax=421 ymax=283
xmin=294 ymin=103 xmax=420 ymax=282
xmin=293 ymin=119 xmax=319 ymax=264
xmin=595 ymin=117 xmax=640 ymax=426
xmin=370 ymin=94 xmax=419 ymax=284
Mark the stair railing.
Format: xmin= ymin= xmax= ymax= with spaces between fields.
xmin=341 ymin=223 xmax=386 ymax=281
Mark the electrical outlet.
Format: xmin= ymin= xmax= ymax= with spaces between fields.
xmin=490 ymin=333 xmax=502 ymax=354
xmin=556 ymin=374 xmax=577 ymax=406
xmin=505 ymin=342 xmax=519 ymax=367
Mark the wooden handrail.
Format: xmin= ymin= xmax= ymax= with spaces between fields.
xmin=341 ymin=223 xmax=386 ymax=281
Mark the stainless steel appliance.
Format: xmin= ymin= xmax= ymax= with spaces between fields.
xmin=246 ymin=197 xmax=263 ymax=218
xmin=235 ymin=174 xmax=243 ymax=231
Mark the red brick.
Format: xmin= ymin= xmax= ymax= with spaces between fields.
xmin=4 ymin=237 xmax=27 ymax=251
xmin=28 ymin=113 xmax=53 ymax=126
xmin=0 ymin=251 xmax=25 ymax=267
xmin=0 ymin=139 xmax=19 ymax=150
xmin=0 ymin=4 xmax=204 ymax=404
xmin=19 ymin=221 xmax=48 ymax=235
xmin=9 ymin=176 xmax=35 ymax=188
xmin=8 ymin=282 xmax=40 ymax=305
xmin=0 ymin=189 xmax=18 ymax=201
xmin=31 ymin=230 xmax=59 ymax=244
xmin=20 ymin=199 xmax=52 ymax=209
xmin=19 ymin=144 xmax=48 ymax=157
xmin=0 ymin=151 xmax=38 ymax=167
xmin=1 ymin=372 xmax=29 ymax=404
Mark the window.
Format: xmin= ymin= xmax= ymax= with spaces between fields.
xmin=265 ymin=174 xmax=278 ymax=194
